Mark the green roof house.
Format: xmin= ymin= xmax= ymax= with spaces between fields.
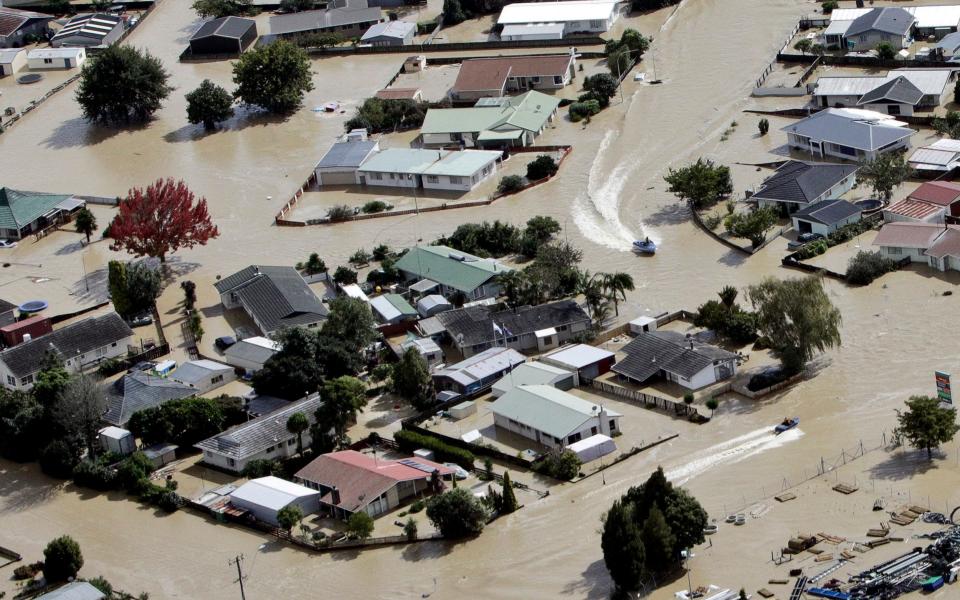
xmin=394 ymin=245 xmax=510 ymax=301
xmin=357 ymin=148 xmax=502 ymax=192
xmin=0 ymin=187 xmax=84 ymax=240
xmin=418 ymin=90 xmax=561 ymax=149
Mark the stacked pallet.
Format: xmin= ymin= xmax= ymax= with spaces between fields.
xmin=832 ymin=483 xmax=859 ymax=494
xmin=890 ymin=506 xmax=925 ymax=526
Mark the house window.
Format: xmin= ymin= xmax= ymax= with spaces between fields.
xmin=888 ymin=247 xmax=903 ymax=255
xmin=531 ymin=76 xmax=540 ymax=84
xmin=609 ymin=419 xmax=617 ymax=431
xmin=426 ymin=175 xmax=439 ymax=183
xmin=590 ymin=426 xmax=598 ymax=436
xmin=558 ymin=325 xmax=568 ymax=331
xmin=389 ymin=173 xmax=396 ymax=180
xmin=212 ymin=374 xmax=224 ymax=384
xmin=554 ymin=76 xmax=563 ymax=85
xmin=20 ymin=374 xmax=33 ymax=385
xmin=288 ymin=438 xmax=296 ymax=446
xmin=266 ymin=445 xmax=275 ymax=452
xmin=43 ymin=58 xmax=52 ymax=64
xmin=567 ymin=432 xmax=582 ymax=444
xmin=449 ymin=176 xmax=464 ymax=184
xmin=371 ymin=172 xmax=382 ymax=180
xmin=507 ymin=336 xmax=518 ymax=343
xmin=228 ymin=458 xmax=236 ymax=467
xmin=590 ymin=20 xmax=603 ymax=28
xmin=6 ymin=375 xmax=14 ymax=385
xmin=111 ymin=342 xmax=117 ymax=347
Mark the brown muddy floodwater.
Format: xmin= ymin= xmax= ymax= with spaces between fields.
xmin=4 ymin=0 xmax=960 ymax=598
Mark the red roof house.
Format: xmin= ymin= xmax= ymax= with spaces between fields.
xmin=908 ymin=181 xmax=960 ymax=216
xmin=450 ymin=53 xmax=576 ymax=102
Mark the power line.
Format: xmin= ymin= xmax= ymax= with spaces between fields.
xmin=229 ymin=554 xmax=247 ymax=600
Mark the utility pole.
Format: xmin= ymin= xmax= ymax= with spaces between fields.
xmin=229 ymin=554 xmax=247 ymax=600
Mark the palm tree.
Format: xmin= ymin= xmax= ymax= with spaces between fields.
xmin=577 ymin=272 xmax=609 ymax=330
xmin=601 ymin=272 xmax=635 ymax=316
xmin=75 ymin=207 xmax=97 ymax=244
xmin=286 ymin=412 xmax=309 ymax=455
xmin=496 ymin=270 xmax=526 ymax=308
xmin=718 ymin=285 xmax=738 ymax=310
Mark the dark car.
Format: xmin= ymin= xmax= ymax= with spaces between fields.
xmin=787 ymin=232 xmax=824 ymax=250
xmin=215 ymin=336 xmax=237 ymax=351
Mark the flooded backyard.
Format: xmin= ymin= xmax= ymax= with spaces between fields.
xmin=4 ymin=0 xmax=960 ymax=597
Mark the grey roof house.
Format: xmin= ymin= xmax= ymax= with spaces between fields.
xmin=37 ymin=582 xmax=106 ymax=600
xmin=215 ymin=265 xmax=328 ymax=335
xmin=360 ymin=20 xmax=415 ymax=46
xmin=51 ymin=12 xmax=124 ymax=48
xmin=196 ymin=393 xmax=322 ymax=473
xmin=782 ymin=108 xmax=915 ymax=162
xmin=791 ymin=199 xmax=862 ymax=236
xmin=857 ymin=76 xmax=923 ymax=109
xmin=269 ymin=6 xmax=381 ymax=39
xmin=432 ymin=346 xmax=526 ymax=396
xmin=171 ymin=359 xmax=236 ymax=394
xmin=751 ymin=160 xmax=859 ymax=216
xmin=434 ymin=300 xmax=591 ymax=357
xmin=843 ymin=7 xmax=915 ymax=51
xmin=103 ymin=371 xmax=195 ymax=427
xmin=314 ymin=134 xmax=379 ymax=186
xmin=612 ymin=330 xmax=739 ymax=391
xmin=189 ymin=16 xmax=257 ymax=56
xmin=0 ymin=312 xmax=133 ymax=391
xmin=0 ymin=7 xmax=52 ymax=49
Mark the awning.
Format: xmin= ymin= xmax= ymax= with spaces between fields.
xmin=477 ymin=129 xmax=524 ymax=141
xmin=535 ymin=327 xmax=557 ymax=338
xmin=56 ymin=196 xmax=85 ymax=212
xmin=410 ymin=278 xmax=439 ymax=293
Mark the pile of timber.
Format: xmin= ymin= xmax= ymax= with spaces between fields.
xmin=866 ymin=523 xmax=890 ymax=537
xmin=833 ymin=483 xmax=859 ymax=494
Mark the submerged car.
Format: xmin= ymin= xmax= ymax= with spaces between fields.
xmin=443 ymin=463 xmax=469 ymax=480
xmin=787 ymin=232 xmax=824 ymax=250
xmin=0 ymin=240 xmax=17 ymax=249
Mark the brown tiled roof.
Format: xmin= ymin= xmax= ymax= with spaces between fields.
xmin=908 ymin=181 xmax=960 ymax=206
xmin=0 ymin=7 xmax=46 ymax=37
xmin=452 ymin=55 xmax=572 ymax=93
xmin=873 ymin=222 xmax=946 ymax=249
xmin=374 ymin=87 xmax=421 ymax=100
xmin=926 ymin=226 xmax=960 ymax=258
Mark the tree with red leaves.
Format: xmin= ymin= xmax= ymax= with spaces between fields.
xmin=110 ymin=178 xmax=219 ymax=263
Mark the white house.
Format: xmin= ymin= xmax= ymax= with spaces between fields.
xmin=541 ymin=343 xmax=616 ymax=380
xmin=400 ymin=337 xmax=444 ymax=368
xmin=0 ymin=48 xmax=27 ymax=77
xmin=223 ymin=336 xmax=280 ymax=373
xmin=497 ymin=0 xmax=624 ymax=41
xmin=26 ymin=47 xmax=85 ymax=70
xmin=790 ymin=199 xmax=863 ymax=236
xmin=216 ymin=265 xmax=328 ymax=335
xmin=356 ymin=148 xmax=502 ymax=192
xmin=612 ymin=330 xmax=739 ymax=391
xmin=751 ymin=160 xmax=860 ymax=216
xmin=196 ymin=394 xmax=322 ymax=473
xmin=873 ymin=222 xmax=960 ymax=271
xmin=840 ymin=7 xmax=915 ymax=51
xmin=229 ymin=476 xmax=321 ymax=526
xmin=490 ymin=384 xmax=622 ymax=450
xmin=782 ymin=108 xmax=914 ymax=162
xmin=909 ymin=138 xmax=960 ymax=174
xmin=171 ymin=359 xmax=236 ymax=394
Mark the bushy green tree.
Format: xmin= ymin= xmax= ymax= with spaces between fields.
xmin=520 ymin=216 xmax=561 ymax=258
xmin=794 ymin=39 xmax=813 ymax=55
xmin=500 ymin=471 xmax=518 ymax=514
xmin=332 ymin=265 xmax=358 ymax=285
xmin=426 ymin=488 xmax=489 ymax=538
xmin=346 ymin=511 xmax=375 ymax=539
xmin=442 ymin=0 xmax=467 ymax=25
xmin=876 ymin=41 xmax=896 ymax=60
xmin=497 ymin=175 xmax=524 ymax=195
xmin=933 ymin=111 xmax=960 ymax=139
xmin=322 ymin=296 xmax=377 ymax=352
xmin=75 ymin=208 xmax=97 ymax=243
xmin=186 ymin=79 xmax=234 ymax=130
xmin=76 ymin=45 xmax=172 ymax=125
xmin=54 ymin=375 xmax=106 ymax=459
xmin=241 ymin=458 xmax=282 ymax=478
xmin=316 ymin=376 xmax=367 ymax=446
xmin=344 ymin=98 xmax=428 ymax=134
xmin=526 ymin=155 xmax=559 ymax=181
xmin=664 ymin=158 xmax=733 ymax=209
xmin=392 ymin=348 xmax=435 ymax=411
xmin=582 ymin=73 xmax=618 ymax=108
xmin=42 ymin=535 xmax=83 ymax=582
xmin=601 ymin=500 xmax=645 ymax=593
xmin=724 ymin=206 xmax=777 ymax=248
xmin=277 ymin=505 xmax=303 ymax=532
xmin=857 ymin=153 xmax=912 ymax=200
xmin=127 ymin=396 xmax=244 ymax=446
xmin=286 ymin=412 xmax=310 ymax=454
xmin=895 ymin=395 xmax=959 ymax=459
xmin=192 ymin=0 xmax=253 ymax=18
xmin=846 ymin=250 xmax=898 ymax=285
xmin=233 ymin=40 xmax=313 ymax=114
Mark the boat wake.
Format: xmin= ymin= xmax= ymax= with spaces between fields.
xmin=665 ymin=427 xmax=804 ymax=486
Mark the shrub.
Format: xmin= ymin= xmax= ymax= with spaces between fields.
xmin=497 ymin=175 xmax=524 ymax=194
xmin=333 ymin=265 xmax=358 ymax=285
xmin=362 ymin=200 xmax=390 ymax=214
xmin=568 ymin=100 xmax=601 ymax=122
xmin=526 ymin=155 xmax=559 ymax=181
xmin=39 ymin=440 xmax=81 ymax=479
xmin=13 ymin=561 xmax=43 ymax=580
xmin=404 ymin=517 xmax=418 ymax=540
xmin=748 ymin=368 xmax=789 ymax=391
xmin=43 ymin=535 xmax=84 ymax=582
xmin=533 ymin=449 xmax=581 ymax=480
xmin=426 ymin=488 xmax=489 ymax=538
xmin=409 ymin=499 xmax=425 ymax=513
xmin=116 ymin=452 xmax=154 ymax=492
xmin=394 ymin=429 xmax=475 ymax=469
xmin=327 ymin=204 xmax=354 ymax=222
xmin=846 ymin=250 xmax=898 ymax=285
xmin=349 ymin=249 xmax=372 ymax=265
xmin=683 ymin=393 xmax=694 ymax=405
xmin=821 ymin=0 xmax=838 ymax=13
xmin=346 ymin=511 xmax=375 ymax=539
xmin=241 ymin=458 xmax=282 ymax=478
xmin=72 ymin=459 xmax=118 ymax=491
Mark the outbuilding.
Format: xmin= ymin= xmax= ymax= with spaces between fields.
xmin=790 ymin=199 xmax=862 ymax=236
xmin=370 ymin=293 xmax=418 ymax=325
xmin=99 ymin=426 xmax=135 ymax=456
xmin=541 ymin=343 xmax=616 ymax=381
xmin=230 ymin=476 xmax=321 ymax=526
xmin=360 ymin=20 xmax=415 ymax=46
xmin=417 ymin=294 xmax=452 ymax=317
xmin=491 ymin=361 xmax=575 ymax=397
xmin=0 ymin=48 xmax=27 ymax=76
xmin=171 ymin=359 xmax=236 ymax=393
xmin=314 ymin=131 xmax=379 ymax=186
xmin=51 ymin=12 xmax=124 ymax=48
xmin=223 ymin=336 xmax=281 ymax=373
xmin=26 ymin=47 xmax=85 ymax=70
xmin=189 ymin=16 xmax=257 ymax=56
xmin=566 ymin=433 xmax=616 ymax=463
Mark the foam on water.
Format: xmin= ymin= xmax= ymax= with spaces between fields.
xmin=665 ymin=427 xmax=804 ymax=486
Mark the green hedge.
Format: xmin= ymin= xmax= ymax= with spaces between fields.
xmin=394 ymin=429 xmax=475 ymax=470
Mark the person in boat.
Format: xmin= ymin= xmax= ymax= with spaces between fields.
xmin=644 ymin=237 xmax=651 ymax=245
xmin=781 ymin=417 xmax=792 ymax=426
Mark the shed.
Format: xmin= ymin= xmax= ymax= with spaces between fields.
xmin=230 ymin=476 xmax=321 ymax=526
xmin=449 ymin=400 xmax=476 ymax=420
xmin=51 ymin=13 xmax=123 ymax=48
xmin=143 ymin=442 xmax=178 ymax=468
xmin=417 ymin=294 xmax=452 ymax=317
xmin=541 ymin=343 xmax=616 ymax=380
xmin=566 ymin=433 xmax=616 ymax=463
xmin=26 ymin=47 xmax=85 ymax=69
xmin=628 ymin=315 xmax=658 ymax=335
xmin=314 ymin=137 xmax=379 ymax=186
xmin=491 ymin=361 xmax=575 ymax=397
xmin=223 ymin=336 xmax=281 ymax=373
xmin=0 ymin=314 xmax=52 ymax=346
xmin=99 ymin=426 xmax=135 ymax=456
xmin=171 ymin=359 xmax=236 ymax=393
xmin=0 ymin=48 xmax=26 ymax=77
xmin=189 ymin=16 xmax=257 ymax=55
xmin=791 ymin=199 xmax=862 ymax=236
xmin=370 ymin=293 xmax=417 ymax=324
xmin=360 ymin=20 xmax=415 ymax=46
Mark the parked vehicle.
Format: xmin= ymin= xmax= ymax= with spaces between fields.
xmin=787 ymin=232 xmax=824 ymax=250
xmin=0 ymin=240 xmax=17 ymax=249
xmin=215 ymin=336 xmax=236 ymax=351
xmin=443 ymin=463 xmax=469 ymax=480
xmin=129 ymin=313 xmax=153 ymax=327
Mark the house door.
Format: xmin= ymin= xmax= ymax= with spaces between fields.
xmin=797 ymin=220 xmax=812 ymax=234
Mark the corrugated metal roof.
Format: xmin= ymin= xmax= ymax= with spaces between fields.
xmin=360 ymin=19 xmax=414 ymax=41
xmin=422 ymin=150 xmax=502 ymax=177
xmin=781 ymin=108 xmax=914 ymax=152
xmin=270 ymin=7 xmax=381 ymax=36
xmin=543 ymin=343 xmax=614 ymax=369
xmin=230 ymin=476 xmax=319 ymax=511
xmin=316 ymin=139 xmax=378 ymax=169
xmin=358 ymin=148 xmax=447 ymax=174
xmin=196 ymin=394 xmax=322 ymax=460
xmin=498 ymin=1 xmax=618 ymax=24
xmin=490 ymin=385 xmax=620 ymax=439
xmin=814 ymin=76 xmax=888 ymax=97
xmin=491 ymin=362 xmax=571 ymax=395
xmin=421 ymin=90 xmax=560 ymax=135
xmin=434 ymin=347 xmax=526 ymax=386
xmin=909 ymin=147 xmax=960 ymax=168
xmin=394 ymin=245 xmax=507 ymax=293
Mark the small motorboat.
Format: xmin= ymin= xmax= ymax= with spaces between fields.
xmin=323 ymin=102 xmax=339 ymax=112
xmin=774 ymin=417 xmax=799 ymax=435
xmin=632 ymin=237 xmax=657 ymax=255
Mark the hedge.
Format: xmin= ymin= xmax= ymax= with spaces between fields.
xmin=394 ymin=429 xmax=476 ymax=470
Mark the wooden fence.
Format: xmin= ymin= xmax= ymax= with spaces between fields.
xmin=588 ymin=379 xmax=708 ymax=423
xmin=303 ymin=36 xmax=606 ymax=57
xmin=97 ymin=343 xmax=171 ymax=377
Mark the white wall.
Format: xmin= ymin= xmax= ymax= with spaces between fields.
xmin=422 ymin=160 xmax=498 ymax=192
xmin=878 ymin=245 xmax=928 ymax=263
xmin=231 ymin=491 xmax=319 ymax=526
xmin=202 ymin=428 xmax=313 ymax=474
xmin=358 ymin=170 xmax=419 ymax=188
xmin=0 ymin=335 xmax=131 ymax=391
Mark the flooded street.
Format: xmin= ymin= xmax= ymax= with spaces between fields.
xmin=4 ymin=0 xmax=960 ymax=597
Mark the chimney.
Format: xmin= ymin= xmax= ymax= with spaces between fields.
xmin=330 ymin=487 xmax=341 ymax=505
xmin=22 ymin=333 xmax=31 ymax=343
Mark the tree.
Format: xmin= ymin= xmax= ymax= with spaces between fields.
xmin=526 ymin=155 xmax=559 ymax=181
xmin=934 ymin=111 xmax=960 ymax=138
xmin=317 ymin=376 xmax=367 ymax=446
xmin=0 ymin=388 xmax=46 ymax=461
xmin=895 ymin=395 xmax=959 ymax=459
xmin=43 ymin=535 xmax=84 ymax=582
xmin=185 ymin=79 xmax=234 ymax=130
xmin=253 ymin=328 xmax=325 ymax=399
xmin=747 ymin=276 xmax=842 ymax=374
xmin=39 ymin=439 xmax=82 ymax=479
xmin=846 ymin=250 xmax=898 ymax=285
xmin=426 ymin=488 xmax=489 ymax=538
xmin=705 ymin=397 xmax=719 ymax=416
xmin=620 ymin=28 xmax=650 ymax=55
xmin=286 ymin=412 xmax=309 ymax=455
xmin=821 ymin=0 xmax=838 ymax=13
xmin=346 ymin=511 xmax=375 ymax=539
xmin=110 ymin=178 xmax=219 ymax=263
xmin=601 ymin=500 xmax=645 ymax=593
xmin=520 ymin=215 xmax=561 ymax=257
xmin=392 ymin=348 xmax=434 ymax=411
xmin=108 ymin=260 xmax=160 ymax=318
xmin=280 ymin=0 xmax=314 ymax=11
xmin=640 ymin=506 xmax=676 ymax=575
xmin=664 ymin=158 xmax=733 ymax=209
xmin=333 ymin=266 xmax=358 ymax=285
xmin=601 ymin=272 xmax=634 ymax=316
xmin=608 ymin=47 xmax=631 ymax=79
xmin=76 ymin=45 xmax=172 ymax=125
xmin=54 ymin=376 xmax=106 ymax=459
xmin=758 ymin=118 xmax=769 ymax=136
xmin=277 ymin=505 xmax=303 ymax=532
xmin=954 ymin=79 xmax=960 ymax=105
xmin=298 ymin=252 xmax=327 ymax=275
xmin=75 ymin=208 xmax=97 ymax=243
xmin=582 ymin=73 xmax=618 ymax=108
xmin=181 ymin=280 xmax=197 ymax=310
xmin=578 ymin=272 xmax=609 ymax=330
xmin=442 ymin=0 xmax=467 ymax=25
xmin=794 ymin=38 xmax=812 ymax=55
xmin=500 ymin=471 xmax=518 ymax=514
xmin=322 ymin=296 xmax=377 ymax=352
xmin=403 ymin=517 xmax=418 ymax=541
xmin=192 ymin=0 xmax=253 ymax=18
xmin=233 ymin=39 xmax=313 ymax=114
xmin=108 ymin=260 xmax=131 ymax=318
xmin=876 ymin=41 xmax=896 ymax=60
xmin=857 ymin=153 xmax=912 ymax=201
xmin=127 ymin=396 xmax=243 ymax=447
xmin=724 ymin=206 xmax=777 ymax=248
xmin=241 ymin=458 xmax=282 ymax=478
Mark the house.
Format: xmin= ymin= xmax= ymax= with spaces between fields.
xmin=612 ymin=330 xmax=739 ymax=391
xmin=813 ymin=69 xmax=956 ymax=114
xmin=827 ymin=6 xmax=960 ymax=48
xmin=294 ymin=450 xmax=455 ymax=519
xmin=370 ymin=293 xmax=418 ymax=325
xmin=491 ymin=361 xmax=575 ymax=397
xmin=356 ymin=148 xmax=503 ymax=192
xmin=400 ymin=336 xmax=443 ymax=367
xmin=26 ymin=47 xmax=85 ymax=69
xmin=394 ymin=245 xmax=510 ymax=302
xmin=790 ymin=199 xmax=863 ymax=236
xmin=434 ymin=300 xmax=591 ymax=357
xmin=750 ymin=160 xmax=859 ymax=217
xmin=269 ymin=6 xmax=382 ymax=39
xmin=36 ymin=582 xmax=106 ymax=600
xmin=885 ymin=181 xmax=960 ymax=223
xmin=171 ymin=359 xmax=236 ymax=393
xmin=196 ymin=393 xmax=323 ymax=473
xmin=418 ymin=90 xmax=561 ymax=148
xmin=0 ymin=47 xmax=26 ymax=76
xmin=0 ymin=312 xmax=133 ymax=391
xmin=782 ymin=108 xmax=914 ymax=162
xmin=360 ymin=20 xmax=414 ymax=46
xmin=0 ymin=7 xmax=51 ymax=49
xmin=229 ymin=476 xmax=321 ymax=526
xmin=908 ymin=138 xmax=960 ymax=173
xmin=416 ymin=294 xmax=452 ymax=317
xmin=223 ymin=336 xmax=280 ymax=373
xmin=51 ymin=13 xmax=124 ymax=48
xmin=103 ymin=371 xmax=195 ymax=427
xmin=841 ymin=7 xmax=915 ymax=51
xmin=215 ymin=265 xmax=328 ymax=335
xmin=541 ymin=343 xmax=616 ymax=381
xmin=432 ymin=346 xmax=526 ymax=396
xmin=873 ymin=222 xmax=960 ymax=271
xmin=909 ymin=181 xmax=960 ymax=216
xmin=314 ymin=130 xmax=380 ymax=186
xmin=0 ymin=187 xmax=86 ymax=240
xmin=490 ymin=385 xmax=621 ymax=450
xmin=497 ymin=0 xmax=624 ymax=41
xmin=449 ymin=53 xmax=577 ymax=103
xmin=189 ymin=16 xmax=257 ymax=55
xmin=374 ymin=87 xmax=423 ymax=101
